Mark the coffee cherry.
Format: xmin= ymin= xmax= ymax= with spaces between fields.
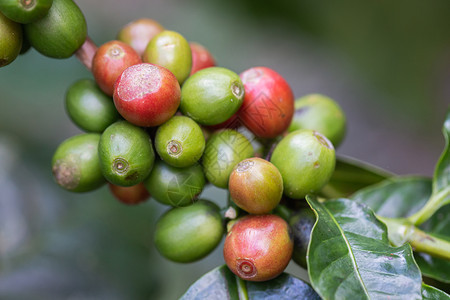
xmin=108 ymin=182 xmax=150 ymax=205
xmin=154 ymin=200 xmax=224 ymax=263
xmin=180 ymin=67 xmax=244 ymax=126
xmin=92 ymin=40 xmax=142 ymax=96
xmin=0 ymin=0 xmax=53 ymax=24
xmin=24 ymin=0 xmax=86 ymax=58
xmin=143 ymin=160 xmax=205 ymax=207
xmin=117 ymin=18 xmax=164 ymax=57
xmin=289 ymin=207 xmax=316 ymax=269
xmin=202 ymin=129 xmax=254 ymax=188
xmin=113 ymin=63 xmax=180 ymax=127
xmin=52 ymin=133 xmax=105 ymax=192
xmin=155 ymin=116 xmax=205 ymax=168
xmin=98 ymin=121 xmax=155 ymax=187
xmin=288 ymin=94 xmax=346 ymax=147
xmin=143 ymin=30 xmax=192 ymax=85
xmin=270 ymin=129 xmax=335 ymax=199
xmin=65 ymin=79 xmax=119 ymax=133
xmin=223 ymin=214 xmax=293 ymax=281
xmin=229 ymin=157 xmax=283 ymax=214
xmin=238 ymin=67 xmax=294 ymax=138
xmin=189 ymin=42 xmax=215 ymax=75
xmin=0 ymin=12 xmax=22 ymax=67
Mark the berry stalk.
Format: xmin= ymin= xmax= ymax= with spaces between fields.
xmin=75 ymin=36 xmax=97 ymax=71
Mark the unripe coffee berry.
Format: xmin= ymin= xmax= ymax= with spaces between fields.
xmin=0 ymin=12 xmax=22 ymax=67
xmin=229 ymin=157 xmax=283 ymax=214
xmin=202 ymin=129 xmax=254 ymax=188
xmin=113 ymin=63 xmax=181 ymax=127
xmin=24 ymin=0 xmax=86 ymax=58
xmin=289 ymin=94 xmax=347 ymax=147
xmin=143 ymin=30 xmax=192 ymax=85
xmin=52 ymin=133 xmax=105 ymax=193
xmin=0 ymin=0 xmax=53 ymax=24
xmin=65 ymin=79 xmax=119 ymax=133
xmin=180 ymin=67 xmax=244 ymax=126
xmin=154 ymin=200 xmax=224 ymax=263
xmin=223 ymin=214 xmax=293 ymax=281
xmin=270 ymin=129 xmax=335 ymax=199
xmin=98 ymin=121 xmax=155 ymax=186
xmin=155 ymin=116 xmax=205 ymax=168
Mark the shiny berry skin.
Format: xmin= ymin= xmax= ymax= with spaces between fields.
xmin=270 ymin=129 xmax=335 ymax=199
xmin=189 ymin=42 xmax=215 ymax=75
xmin=229 ymin=157 xmax=283 ymax=214
xmin=288 ymin=93 xmax=347 ymax=148
xmin=223 ymin=214 xmax=293 ymax=281
xmin=108 ymin=182 xmax=150 ymax=205
xmin=238 ymin=67 xmax=294 ymax=138
xmin=117 ymin=18 xmax=164 ymax=56
xmin=92 ymin=40 xmax=142 ymax=96
xmin=113 ymin=63 xmax=181 ymax=127
xmin=180 ymin=67 xmax=244 ymax=126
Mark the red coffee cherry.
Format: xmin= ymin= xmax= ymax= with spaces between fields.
xmin=117 ymin=18 xmax=164 ymax=57
xmin=108 ymin=182 xmax=150 ymax=205
xmin=190 ymin=42 xmax=215 ymax=75
xmin=238 ymin=67 xmax=294 ymax=138
xmin=113 ymin=63 xmax=181 ymax=127
xmin=92 ymin=40 xmax=142 ymax=96
xmin=223 ymin=214 xmax=293 ymax=281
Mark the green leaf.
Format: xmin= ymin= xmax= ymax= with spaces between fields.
xmin=422 ymin=283 xmax=450 ymax=300
xmin=433 ymin=108 xmax=450 ymax=195
xmin=306 ymin=196 xmax=422 ymax=300
xmin=415 ymin=205 xmax=450 ymax=284
xmin=321 ymin=155 xmax=393 ymax=198
xmin=351 ymin=178 xmax=450 ymax=284
xmin=180 ymin=265 xmax=320 ymax=300
xmin=351 ymin=176 xmax=432 ymax=218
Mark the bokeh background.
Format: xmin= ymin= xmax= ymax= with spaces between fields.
xmin=1 ymin=0 xmax=449 ymax=299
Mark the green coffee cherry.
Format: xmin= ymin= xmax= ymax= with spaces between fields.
xmin=229 ymin=157 xmax=283 ymax=214
xmin=270 ymin=129 xmax=335 ymax=199
xmin=143 ymin=160 xmax=205 ymax=207
xmin=0 ymin=0 xmax=53 ymax=24
xmin=180 ymin=67 xmax=244 ymax=125
xmin=52 ymin=133 xmax=105 ymax=192
xmin=65 ymin=79 xmax=120 ymax=133
xmin=202 ymin=129 xmax=254 ymax=188
xmin=24 ymin=0 xmax=86 ymax=58
xmin=0 ymin=12 xmax=22 ymax=67
xmin=154 ymin=200 xmax=224 ymax=263
xmin=98 ymin=121 xmax=155 ymax=187
xmin=289 ymin=207 xmax=316 ymax=269
xmin=155 ymin=116 xmax=205 ymax=168
xmin=288 ymin=94 xmax=346 ymax=147
xmin=143 ymin=30 xmax=191 ymax=85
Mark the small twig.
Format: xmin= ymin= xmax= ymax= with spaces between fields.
xmin=264 ymin=140 xmax=278 ymax=161
xmin=75 ymin=36 xmax=97 ymax=71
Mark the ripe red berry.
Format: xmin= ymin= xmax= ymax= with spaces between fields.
xmin=113 ymin=63 xmax=181 ymax=127
xmin=108 ymin=182 xmax=150 ymax=205
xmin=92 ymin=40 xmax=142 ymax=96
xmin=223 ymin=214 xmax=293 ymax=281
xmin=189 ymin=42 xmax=215 ymax=75
xmin=238 ymin=67 xmax=294 ymax=138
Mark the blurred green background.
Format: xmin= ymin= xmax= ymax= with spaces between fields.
xmin=0 ymin=0 xmax=449 ymax=299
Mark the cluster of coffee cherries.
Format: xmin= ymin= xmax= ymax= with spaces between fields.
xmin=1 ymin=0 xmax=347 ymax=282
